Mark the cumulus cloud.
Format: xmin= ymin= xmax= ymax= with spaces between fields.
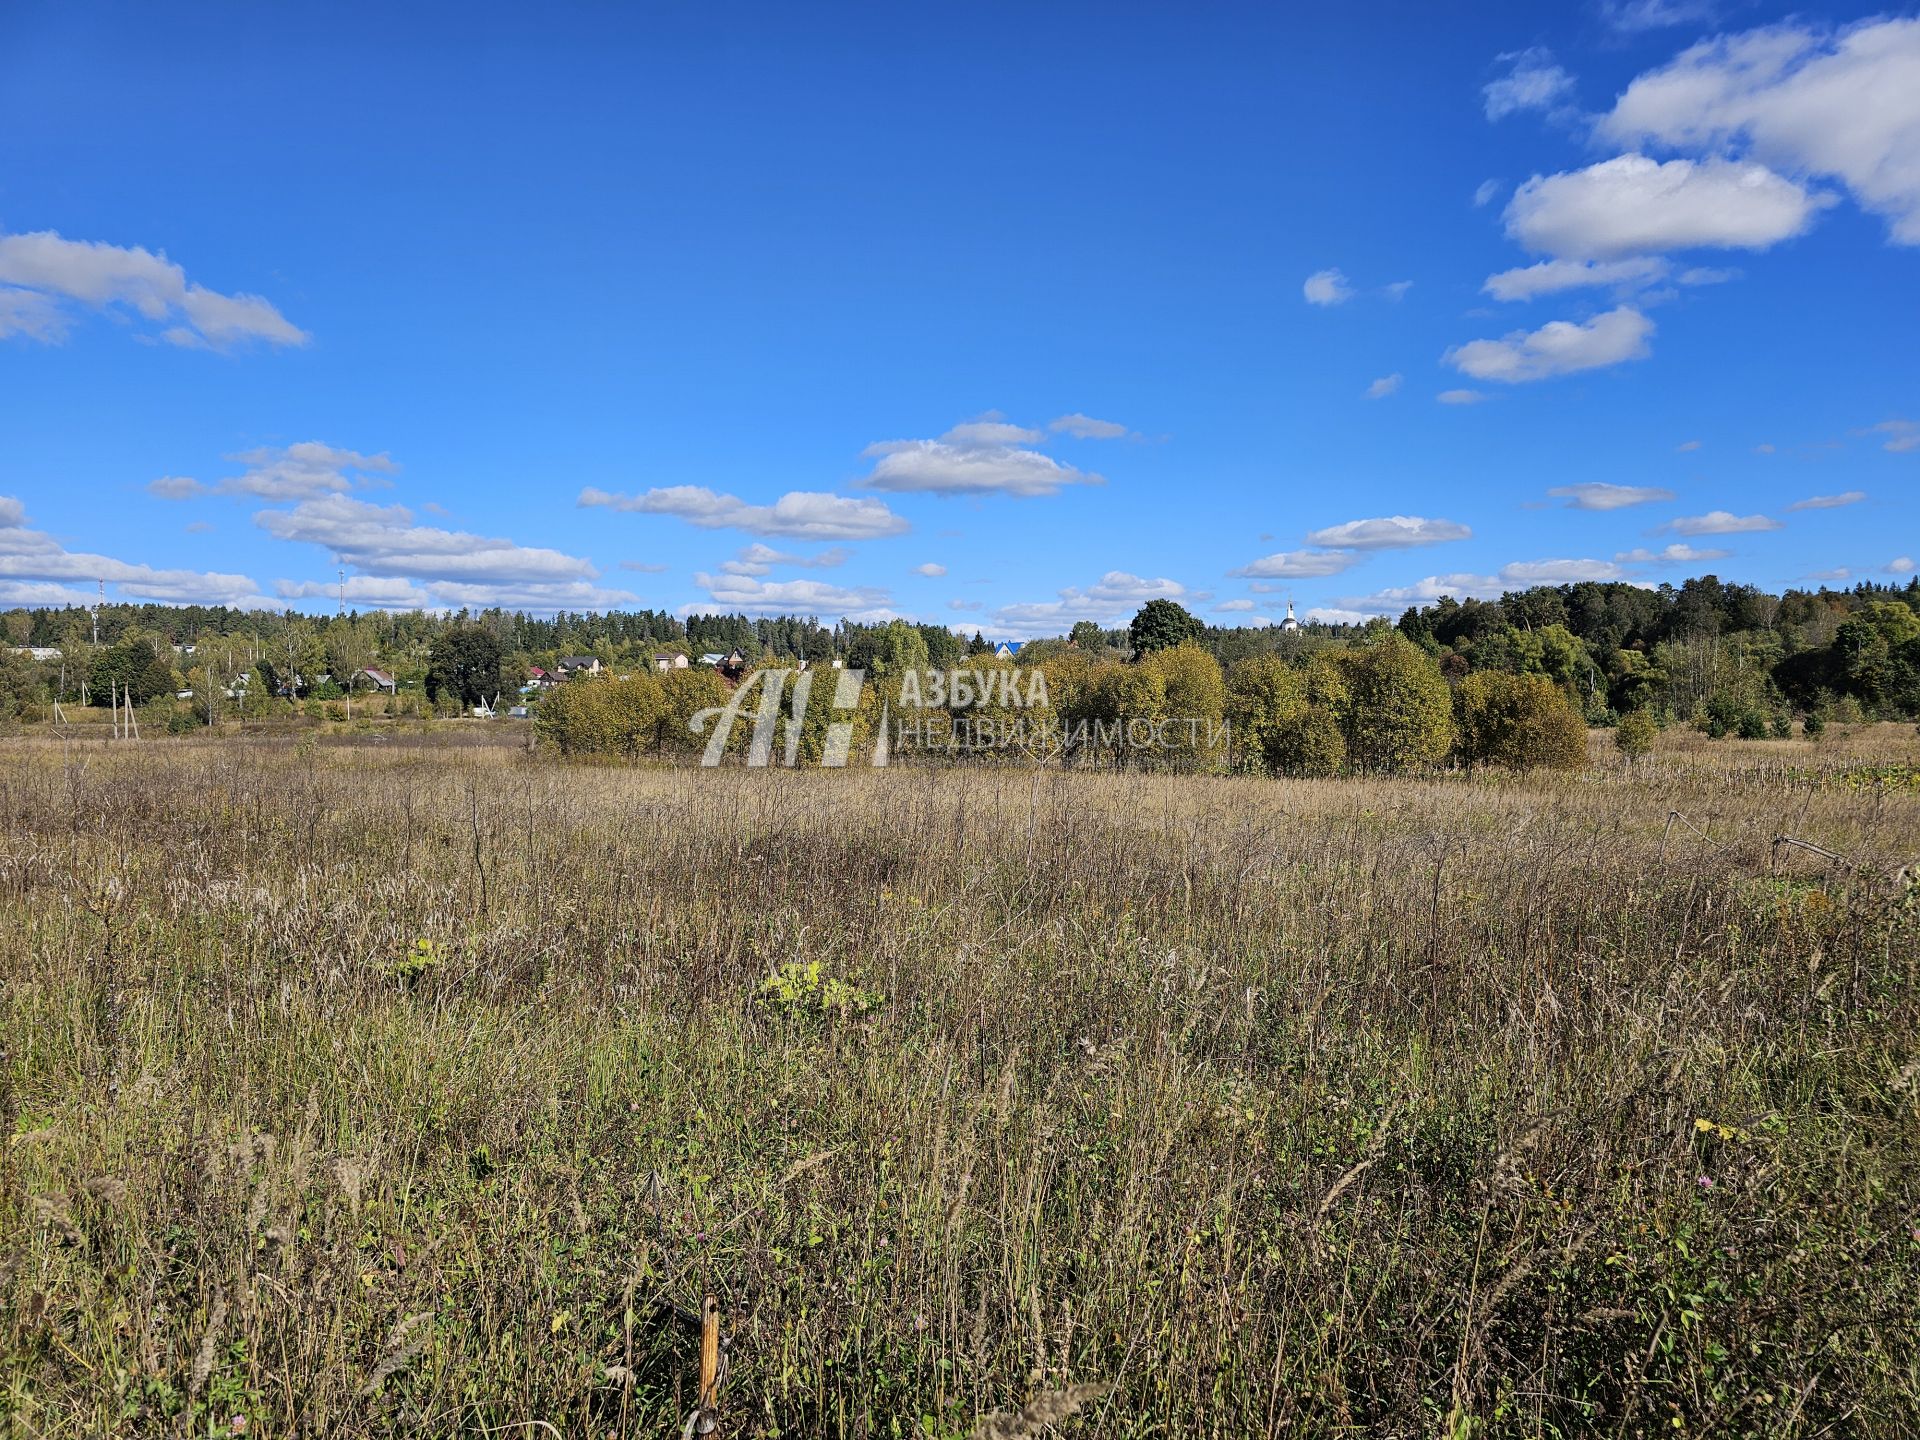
xmin=1366 ymin=373 xmax=1404 ymax=399
xmin=1229 ymin=549 xmax=1364 ymax=579
xmin=1484 ymin=48 xmax=1576 ymax=121
xmin=719 ymin=543 xmax=851 ymax=576
xmin=990 ymin=571 xmax=1191 ymax=638
xmin=692 ymin=571 xmax=894 ymax=620
xmin=1048 ymin=413 xmax=1134 ymax=440
xmin=256 ymin=494 xmax=634 ymax=612
xmin=1549 ymin=482 xmax=1676 ymax=510
xmin=1601 ymin=18 xmax=1920 ymax=244
xmin=0 ymin=229 xmax=307 ymax=347
xmin=274 ymin=575 xmax=436 ymax=610
xmin=1302 ymin=269 xmax=1353 ymax=306
xmin=913 ymin=562 xmax=948 ymax=577
xmin=1504 ymin=155 xmax=1828 ymax=260
xmin=1445 ymin=306 xmax=1655 ymax=383
xmin=1306 ymin=516 xmax=1472 ymax=549
xmin=1661 ymin=510 xmax=1782 ymax=534
xmin=1215 ymin=598 xmax=1256 ymax=612
xmin=1437 ymin=389 xmax=1486 ymax=405
xmin=1482 ymin=256 xmax=1671 ymax=300
xmin=860 ymin=419 xmax=1100 ymax=497
xmin=0 ymin=494 xmax=270 ymax=606
xmin=1886 ymin=556 xmax=1915 ymax=575
xmin=1616 ymin=542 xmax=1733 ymax=563
xmin=1787 ymin=490 xmax=1866 ymax=510
xmin=1339 ymin=558 xmax=1628 ymax=612
xmin=1474 ymin=179 xmax=1504 ymax=208
xmin=152 ymin=442 xmax=399 ymax=501
xmin=579 ymin=485 xmax=909 ymax=539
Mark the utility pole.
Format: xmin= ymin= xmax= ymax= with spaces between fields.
xmin=92 ymin=579 xmax=103 ymax=646
xmin=338 ymin=566 xmax=347 ymax=618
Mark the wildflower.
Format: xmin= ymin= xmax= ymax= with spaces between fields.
xmin=1697 ymin=1176 xmax=1713 ymax=1189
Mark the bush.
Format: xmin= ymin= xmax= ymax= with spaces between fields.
xmin=1337 ymin=635 xmax=1454 ymax=772
xmin=1454 ymin=672 xmax=1588 ymax=771
xmin=1614 ymin=709 xmax=1658 ymax=760
xmin=1736 ymin=709 xmax=1769 ymax=740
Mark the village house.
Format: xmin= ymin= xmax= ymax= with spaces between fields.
xmin=555 ymin=656 xmax=602 ymax=678
xmin=355 ymin=666 xmax=397 ymax=693
xmin=652 ymin=652 xmax=688 ymax=672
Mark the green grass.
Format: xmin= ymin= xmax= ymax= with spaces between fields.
xmin=2 ymin=734 xmax=1917 ymax=1436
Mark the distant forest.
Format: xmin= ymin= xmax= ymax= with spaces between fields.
xmin=3 ymin=572 xmax=1918 ymax=727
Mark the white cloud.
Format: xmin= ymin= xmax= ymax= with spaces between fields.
xmin=1600 ymin=0 xmax=1720 ymax=34
xmin=1863 ymin=419 xmax=1920 ymax=453
xmin=1803 ymin=566 xmax=1852 ymax=582
xmin=1549 ymin=481 xmax=1676 ymax=510
xmin=619 ymin=560 xmax=670 ymax=573
xmin=1305 ymin=516 xmax=1471 ymax=549
xmin=0 ymin=494 xmax=270 ymax=606
xmin=1787 ymin=490 xmax=1866 ymax=510
xmin=940 ymin=419 xmax=1042 ymax=447
xmin=152 ymin=442 xmax=399 ymax=501
xmin=0 ymin=229 xmax=307 ymax=347
xmin=1677 ymin=438 xmax=1703 ymax=451
xmin=719 ymin=543 xmax=851 ymax=576
xmin=1437 ymin=389 xmax=1487 ymax=405
xmin=1048 ymin=413 xmax=1133 ymax=440
xmin=275 ymin=575 xmax=436 ymax=610
xmin=913 ymin=562 xmax=947 ymax=577
xmin=1754 ymin=442 xmax=1776 ymax=454
xmin=860 ymin=419 xmax=1100 ymax=497
xmin=1482 ymin=256 xmax=1670 ymax=300
xmin=1365 ymin=373 xmax=1404 ymax=399
xmin=990 ymin=571 xmax=1191 ymax=638
xmin=1229 ymin=549 xmax=1364 ymax=579
xmin=1474 ymin=179 xmax=1503 ymax=208
xmin=1616 ymin=542 xmax=1733 ymax=563
xmin=1497 ymin=558 xmax=1629 ymax=586
xmin=1661 ymin=510 xmax=1781 ymax=535
xmin=693 ymin=571 xmax=894 ymax=619
xmin=1484 ymin=48 xmax=1576 ymax=121
xmin=1215 ymin=598 xmax=1255 ymax=612
xmin=1339 ymin=558 xmax=1630 ymax=612
xmin=1888 ymin=556 xmax=1915 ymax=575
xmin=256 ymin=495 xmax=633 ymax=611
xmin=1602 ymin=18 xmax=1920 ymax=244
xmin=1382 ymin=280 xmax=1413 ymax=300
xmin=1505 ymin=155 xmax=1828 ymax=260
xmin=579 ymin=485 xmax=910 ymax=539
xmin=1303 ymin=606 xmax=1374 ymax=625
xmin=1445 ymin=306 xmax=1654 ymax=383
xmin=1302 ymin=269 xmax=1353 ymax=306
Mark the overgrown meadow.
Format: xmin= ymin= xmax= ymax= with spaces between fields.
xmin=3 ymin=728 xmax=1917 ymax=1437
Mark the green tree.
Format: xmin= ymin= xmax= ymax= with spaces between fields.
xmin=1454 ymin=671 xmax=1588 ymax=770
xmin=426 ymin=625 xmax=513 ymax=707
xmin=1336 ymin=634 xmax=1453 ymax=772
xmin=92 ymin=637 xmax=174 ymax=705
xmin=1614 ymin=709 xmax=1658 ymax=760
xmin=1128 ymin=599 xmax=1203 ymax=657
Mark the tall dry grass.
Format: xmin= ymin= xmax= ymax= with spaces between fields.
xmin=1 ymin=728 xmax=1917 ymax=1436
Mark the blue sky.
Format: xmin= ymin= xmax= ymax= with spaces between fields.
xmin=1 ymin=1 xmax=1914 ymax=636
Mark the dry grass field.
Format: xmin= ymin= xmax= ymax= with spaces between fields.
xmin=2 ymin=728 xmax=1917 ymax=1437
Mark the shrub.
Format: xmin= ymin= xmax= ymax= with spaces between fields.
xmin=1614 ymin=709 xmax=1658 ymax=760
xmin=1336 ymin=635 xmax=1454 ymax=772
xmin=1453 ymin=672 xmax=1588 ymax=771
xmin=1736 ymin=709 xmax=1769 ymax=740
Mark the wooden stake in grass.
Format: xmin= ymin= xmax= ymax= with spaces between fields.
xmin=690 ymin=1292 xmax=722 ymax=1437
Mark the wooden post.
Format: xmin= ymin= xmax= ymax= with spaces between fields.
xmin=696 ymin=1293 xmax=721 ymax=1435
